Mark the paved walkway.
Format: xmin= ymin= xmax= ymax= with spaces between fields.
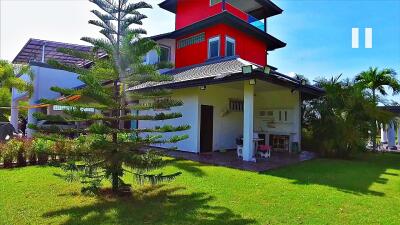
xmin=164 ymin=150 xmax=317 ymax=172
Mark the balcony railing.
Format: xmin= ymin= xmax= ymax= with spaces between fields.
xmin=222 ymin=1 xmax=266 ymax=32
xmin=248 ymin=15 xmax=265 ymax=32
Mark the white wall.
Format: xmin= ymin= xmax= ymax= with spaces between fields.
xmin=145 ymin=39 xmax=176 ymax=66
xmin=198 ymin=84 xmax=244 ymax=151
xmin=137 ymin=80 xmax=302 ymax=153
xmin=25 ymin=65 xmax=84 ymax=137
xmin=138 ymin=88 xmax=199 ymax=153
xmin=254 ymin=86 xmax=301 ymax=151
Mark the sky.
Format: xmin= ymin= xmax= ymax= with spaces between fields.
xmin=1 ymin=0 xmax=399 ymax=101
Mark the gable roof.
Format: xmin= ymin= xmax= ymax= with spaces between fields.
xmin=12 ymin=38 xmax=94 ymax=66
xmin=128 ymin=56 xmax=324 ymax=99
xmin=150 ymin=11 xmax=286 ymax=51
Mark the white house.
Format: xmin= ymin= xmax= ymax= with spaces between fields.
xmin=130 ymin=56 xmax=323 ymax=162
xmin=11 ymin=39 xmax=89 ymax=136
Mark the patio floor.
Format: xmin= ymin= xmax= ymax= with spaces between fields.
xmin=163 ymin=150 xmax=317 ymax=172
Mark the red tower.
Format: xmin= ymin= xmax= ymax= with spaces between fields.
xmin=156 ymin=0 xmax=286 ymax=68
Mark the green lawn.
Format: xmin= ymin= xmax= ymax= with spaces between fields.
xmin=1 ymin=153 xmax=400 ymax=225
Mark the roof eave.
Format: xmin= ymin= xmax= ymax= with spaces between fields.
xmin=156 ymin=12 xmax=286 ymax=51
xmin=159 ymin=0 xmax=176 ymax=14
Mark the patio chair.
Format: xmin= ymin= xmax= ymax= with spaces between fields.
xmin=236 ymin=138 xmax=243 ymax=158
xmin=258 ymin=145 xmax=271 ymax=158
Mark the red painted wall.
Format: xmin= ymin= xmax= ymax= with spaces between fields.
xmin=175 ymin=23 xmax=267 ymax=68
xmin=175 ymin=0 xmax=248 ymax=30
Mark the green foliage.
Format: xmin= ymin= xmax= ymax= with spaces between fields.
xmin=0 ymin=61 xmax=34 ymax=121
xmin=31 ymin=138 xmax=55 ymax=165
xmin=354 ymin=67 xmax=400 ymax=151
xmin=30 ymin=0 xmax=190 ymax=194
xmin=303 ymin=75 xmax=394 ymax=158
xmin=0 ymin=139 xmax=22 ymax=167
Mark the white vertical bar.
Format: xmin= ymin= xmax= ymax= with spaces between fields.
xmin=352 ymin=28 xmax=359 ymax=48
xmin=365 ymin=28 xmax=373 ymax=48
xmin=242 ymin=81 xmax=254 ymax=162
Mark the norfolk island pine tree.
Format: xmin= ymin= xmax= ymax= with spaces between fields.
xmin=29 ymin=0 xmax=190 ymax=194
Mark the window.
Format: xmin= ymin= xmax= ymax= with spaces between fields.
xmin=208 ymin=36 xmax=220 ymax=59
xmin=229 ymin=99 xmax=243 ymax=112
xmin=225 ymin=36 xmax=235 ymax=57
xmin=177 ymin=33 xmax=205 ymax=49
xmin=159 ymin=46 xmax=170 ymax=63
xmin=210 ymin=0 xmax=222 ymax=6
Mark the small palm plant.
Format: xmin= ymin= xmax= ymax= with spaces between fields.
xmin=0 ymin=60 xmax=33 ymax=121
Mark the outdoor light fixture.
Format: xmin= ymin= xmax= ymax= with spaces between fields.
xmin=200 ymin=85 xmax=207 ymax=90
xmin=300 ymin=79 xmax=307 ymax=86
xmin=249 ymin=79 xmax=256 ymax=85
xmin=242 ymin=65 xmax=253 ymax=74
xmin=263 ymin=66 xmax=271 ymax=75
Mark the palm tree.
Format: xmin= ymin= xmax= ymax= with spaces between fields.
xmin=355 ymin=67 xmax=400 ymax=103
xmin=355 ymin=67 xmax=400 ymax=151
xmin=0 ymin=60 xmax=33 ymax=121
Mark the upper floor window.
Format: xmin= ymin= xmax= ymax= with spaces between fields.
xmin=159 ymin=45 xmax=170 ymax=62
xmin=210 ymin=0 xmax=221 ymax=6
xmin=177 ymin=33 xmax=205 ymax=49
xmin=225 ymin=36 xmax=235 ymax=57
xmin=208 ymin=36 xmax=220 ymax=59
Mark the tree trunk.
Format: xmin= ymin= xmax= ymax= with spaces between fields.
xmin=111 ymin=171 xmax=119 ymax=192
xmin=372 ymin=90 xmax=377 ymax=151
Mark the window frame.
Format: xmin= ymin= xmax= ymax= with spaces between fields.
xmin=158 ymin=44 xmax=171 ymax=63
xmin=177 ymin=32 xmax=205 ymax=49
xmin=208 ymin=36 xmax=221 ymax=59
xmin=225 ymin=36 xmax=236 ymax=57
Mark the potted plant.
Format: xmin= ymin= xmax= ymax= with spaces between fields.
xmin=32 ymin=138 xmax=54 ymax=165
xmin=15 ymin=139 xmax=27 ymax=167
xmin=22 ymin=138 xmax=35 ymax=165
xmin=0 ymin=139 xmax=21 ymax=168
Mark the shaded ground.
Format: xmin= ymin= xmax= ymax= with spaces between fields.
xmin=1 ymin=153 xmax=400 ymax=224
xmin=165 ymin=150 xmax=316 ymax=172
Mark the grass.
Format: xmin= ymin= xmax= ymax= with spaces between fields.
xmin=1 ymin=153 xmax=400 ymax=225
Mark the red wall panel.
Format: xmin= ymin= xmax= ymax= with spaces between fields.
xmin=175 ymin=23 xmax=267 ymax=68
xmin=175 ymin=0 xmax=248 ymax=30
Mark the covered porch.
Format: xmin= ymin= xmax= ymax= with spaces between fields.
xmin=196 ymin=77 xmax=306 ymax=162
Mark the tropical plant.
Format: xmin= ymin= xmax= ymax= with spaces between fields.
xmin=30 ymin=0 xmax=189 ymax=194
xmin=355 ymin=67 xmax=400 ymax=151
xmin=303 ymin=75 xmax=393 ymax=158
xmin=31 ymin=138 xmax=54 ymax=165
xmin=0 ymin=60 xmax=33 ymax=122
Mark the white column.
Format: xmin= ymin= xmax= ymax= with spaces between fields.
xmin=10 ymin=99 xmax=19 ymax=131
xmin=27 ymin=90 xmax=39 ymax=138
xmin=381 ymin=124 xmax=388 ymax=144
xmin=388 ymin=121 xmax=396 ymax=147
xmin=397 ymin=126 xmax=400 ymax=146
xmin=242 ymin=81 xmax=255 ymax=162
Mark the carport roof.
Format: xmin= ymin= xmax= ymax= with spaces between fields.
xmin=12 ymin=38 xmax=94 ymax=67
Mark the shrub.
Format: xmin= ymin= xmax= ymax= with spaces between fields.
xmin=54 ymin=139 xmax=77 ymax=162
xmin=15 ymin=139 xmax=27 ymax=167
xmin=32 ymin=138 xmax=54 ymax=165
xmin=22 ymin=138 xmax=36 ymax=165
xmin=0 ymin=139 xmax=23 ymax=168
